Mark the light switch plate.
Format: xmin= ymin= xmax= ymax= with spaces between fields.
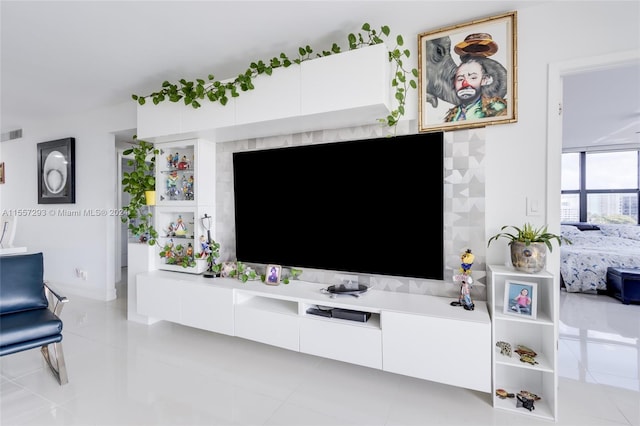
xmin=526 ymin=197 xmax=540 ymax=216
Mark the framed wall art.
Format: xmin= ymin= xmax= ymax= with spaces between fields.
xmin=265 ymin=264 xmax=281 ymax=285
xmin=0 ymin=162 xmax=5 ymax=184
xmin=503 ymin=279 xmax=537 ymax=319
xmin=418 ymin=11 xmax=517 ymax=133
xmin=37 ymin=137 xmax=76 ymax=204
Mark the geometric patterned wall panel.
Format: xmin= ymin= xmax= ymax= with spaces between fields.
xmin=216 ymin=124 xmax=487 ymax=300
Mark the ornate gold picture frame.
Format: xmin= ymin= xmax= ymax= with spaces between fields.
xmin=418 ymin=11 xmax=517 ymax=133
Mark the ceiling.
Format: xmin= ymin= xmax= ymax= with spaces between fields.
xmin=1 ymin=1 xmax=638 ymax=148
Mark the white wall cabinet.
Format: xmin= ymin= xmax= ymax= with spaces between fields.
xmin=136 ymin=271 xmax=491 ymax=394
xmin=136 ymin=44 xmax=391 ymax=143
xmin=487 ymin=265 xmax=557 ymax=421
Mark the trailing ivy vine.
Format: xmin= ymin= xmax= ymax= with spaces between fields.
xmin=132 ymin=23 xmax=418 ymax=132
xmin=121 ymin=138 xmax=159 ymax=245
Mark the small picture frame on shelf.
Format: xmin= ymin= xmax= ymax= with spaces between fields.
xmin=504 ymin=280 xmax=537 ymax=319
xmin=265 ymin=264 xmax=281 ymax=285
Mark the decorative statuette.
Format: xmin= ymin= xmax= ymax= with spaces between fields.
xmin=450 ymin=248 xmax=475 ymax=311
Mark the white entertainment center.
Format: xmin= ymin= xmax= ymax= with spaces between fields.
xmin=136 ymin=270 xmax=491 ymax=393
xmin=131 ymin=43 xmax=556 ymax=420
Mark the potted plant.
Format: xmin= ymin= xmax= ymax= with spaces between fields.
xmin=204 ymin=238 xmax=222 ymax=277
xmin=121 ymin=138 xmax=159 ymax=245
xmin=487 ymin=223 xmax=571 ymax=273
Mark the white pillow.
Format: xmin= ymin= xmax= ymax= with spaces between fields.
xmin=599 ymin=224 xmax=640 ymax=240
xmin=561 ymin=225 xmax=582 ymax=237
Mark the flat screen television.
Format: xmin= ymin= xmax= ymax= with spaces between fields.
xmin=232 ymin=132 xmax=444 ymax=280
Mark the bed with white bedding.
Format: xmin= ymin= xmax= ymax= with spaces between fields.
xmin=560 ymin=224 xmax=640 ymax=293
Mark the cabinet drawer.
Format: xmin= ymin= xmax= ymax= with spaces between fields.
xmin=382 ymin=311 xmax=490 ymax=393
xmin=300 ymin=317 xmax=382 ymax=368
xmin=180 ymin=283 xmax=234 ymax=335
xmin=234 ymin=304 xmax=299 ymax=351
xmin=137 ymin=276 xmax=180 ymax=322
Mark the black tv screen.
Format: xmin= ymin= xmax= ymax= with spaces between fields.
xmin=232 ymin=132 xmax=444 ymax=280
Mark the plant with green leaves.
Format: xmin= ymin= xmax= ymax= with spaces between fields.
xmin=159 ymin=242 xmax=196 ymax=268
xmin=229 ymin=261 xmax=258 ymax=283
xmin=132 ymin=23 xmax=417 ymax=133
xmin=487 ymin=223 xmax=572 ymax=252
xmin=121 ymin=138 xmax=159 ymax=245
xmin=206 ymin=239 xmax=222 ymax=275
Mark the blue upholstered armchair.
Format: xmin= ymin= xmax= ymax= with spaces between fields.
xmin=0 ymin=252 xmax=69 ymax=385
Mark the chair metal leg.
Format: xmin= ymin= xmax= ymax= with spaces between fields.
xmin=41 ymin=342 xmax=68 ymax=385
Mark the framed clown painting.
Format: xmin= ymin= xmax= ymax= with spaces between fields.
xmin=418 ymin=11 xmax=518 ymax=133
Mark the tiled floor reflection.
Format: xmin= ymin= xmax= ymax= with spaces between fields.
xmin=559 ymin=290 xmax=639 ymax=392
xmin=1 ymin=276 xmax=638 ymax=425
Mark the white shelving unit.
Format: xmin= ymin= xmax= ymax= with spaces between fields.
xmin=153 ymin=138 xmax=215 ymax=274
xmin=487 ymin=264 xmax=558 ymax=422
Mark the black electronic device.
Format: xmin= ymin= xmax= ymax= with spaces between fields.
xmin=305 ymin=306 xmax=371 ymax=322
xmin=233 ymin=132 xmax=444 ymax=281
xmin=305 ymin=307 xmax=333 ymax=318
xmin=331 ymin=308 xmax=371 ymax=322
xmin=322 ymin=284 xmax=369 ymax=296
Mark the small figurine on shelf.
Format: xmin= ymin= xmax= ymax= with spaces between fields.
xmin=172 ymin=152 xmax=180 ymax=168
xmin=495 ymin=389 xmax=515 ymax=399
xmin=516 ymin=390 xmax=540 ymax=411
xmin=496 ymin=341 xmax=512 ymax=357
xmin=184 ymin=175 xmax=194 ymax=200
xmin=163 ymin=239 xmax=175 ymax=259
xmin=166 ymin=170 xmax=180 ymax=200
xmin=450 ymin=248 xmax=475 ymax=311
xmin=179 ymin=175 xmax=193 ymax=200
xmin=185 ymin=243 xmax=194 ymax=258
xmin=178 ymin=155 xmax=189 ymax=170
xmin=165 ymin=221 xmax=176 ymax=237
xmin=199 ymin=235 xmax=211 ymax=259
xmin=174 ymin=215 xmax=187 ymax=236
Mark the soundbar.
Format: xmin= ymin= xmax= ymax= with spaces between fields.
xmin=306 ymin=306 xmax=371 ymax=322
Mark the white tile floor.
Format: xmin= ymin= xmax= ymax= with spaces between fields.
xmin=1 ymin=275 xmax=639 ymax=426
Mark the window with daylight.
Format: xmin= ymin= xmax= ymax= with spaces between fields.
xmin=561 ymin=150 xmax=639 ymax=224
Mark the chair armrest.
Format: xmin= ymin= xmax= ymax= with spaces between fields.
xmin=44 ymin=281 xmax=68 ymax=317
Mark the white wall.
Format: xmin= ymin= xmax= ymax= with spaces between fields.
xmin=0 ymin=1 xmax=637 ymax=301
xmin=0 ymin=102 xmax=136 ymax=300
xmin=484 ymin=1 xmax=639 ymax=269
